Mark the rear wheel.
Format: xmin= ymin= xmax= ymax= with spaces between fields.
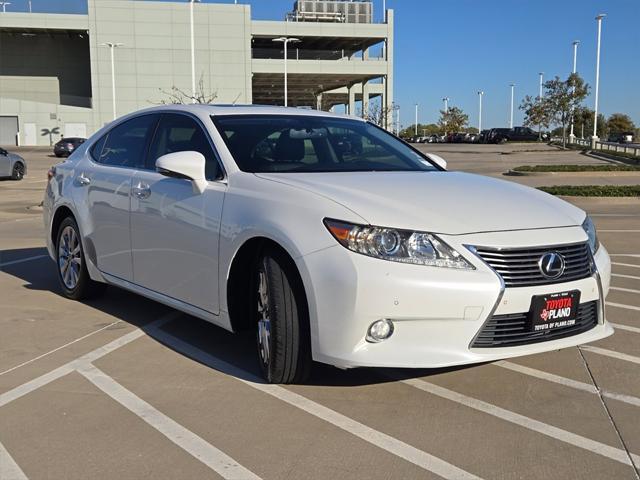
xmin=255 ymin=247 xmax=311 ymax=384
xmin=11 ymin=163 xmax=24 ymax=180
xmin=56 ymin=217 xmax=105 ymax=300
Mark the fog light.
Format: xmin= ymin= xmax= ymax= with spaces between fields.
xmin=367 ymin=319 xmax=394 ymax=343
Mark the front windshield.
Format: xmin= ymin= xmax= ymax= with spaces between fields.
xmin=212 ymin=115 xmax=438 ymax=173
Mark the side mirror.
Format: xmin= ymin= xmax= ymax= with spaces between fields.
xmin=0 ymin=148 xmax=7 ymax=156
xmin=156 ymin=151 xmax=208 ymax=194
xmin=423 ymin=152 xmax=447 ymax=171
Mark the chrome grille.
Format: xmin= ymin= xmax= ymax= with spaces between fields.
xmin=471 ymin=301 xmax=598 ymax=348
xmin=473 ymin=243 xmax=592 ymax=287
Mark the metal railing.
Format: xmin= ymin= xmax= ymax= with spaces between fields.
xmin=252 ymin=48 xmax=385 ymax=61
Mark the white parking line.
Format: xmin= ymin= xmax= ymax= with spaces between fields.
xmin=612 ymin=323 xmax=640 ymax=334
xmin=0 ymin=440 xmax=28 ymax=480
xmin=612 ymin=273 xmax=640 ymax=281
xmin=78 ymin=363 xmax=261 ymax=480
xmin=496 ymin=361 xmax=640 ymax=408
xmin=0 ymin=320 xmax=122 ymax=376
xmin=607 ymin=302 xmax=640 ymax=312
xmin=613 ymin=262 xmax=640 ymax=269
xmin=400 ymin=377 xmax=640 ymax=467
xmin=611 ymin=286 xmax=640 ymax=295
xmin=0 ymin=255 xmax=47 ymax=269
xmin=599 ymin=230 xmax=640 ymax=233
xmin=0 ymin=312 xmax=179 ymax=408
xmin=147 ymin=325 xmax=483 ymax=480
xmin=581 ymin=346 xmax=640 ymax=366
xmin=610 ymin=254 xmax=640 ymax=258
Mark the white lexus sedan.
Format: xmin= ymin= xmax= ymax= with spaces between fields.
xmin=43 ymin=105 xmax=613 ymax=383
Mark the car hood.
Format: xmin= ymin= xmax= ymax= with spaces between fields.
xmin=255 ymin=171 xmax=586 ymax=235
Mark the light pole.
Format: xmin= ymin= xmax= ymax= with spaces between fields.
xmin=442 ymin=97 xmax=449 ymax=113
xmin=538 ymin=72 xmax=544 ymax=100
xmin=509 ymin=83 xmax=515 ymax=128
xmin=273 ymin=37 xmax=300 ymax=107
xmin=0 ymin=2 xmax=11 ymax=12
xmin=396 ymin=105 xmax=400 ymax=136
xmin=569 ymin=40 xmax=580 ymax=142
xmin=382 ymin=0 xmax=386 ymax=22
xmin=592 ymin=14 xmax=606 ymax=147
xmin=189 ymin=0 xmax=201 ymax=103
xmin=477 ymin=91 xmax=483 ymax=132
xmin=101 ymin=42 xmax=124 ymax=121
xmin=414 ymin=103 xmax=419 ymax=136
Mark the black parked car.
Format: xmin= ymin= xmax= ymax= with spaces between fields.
xmin=54 ymin=137 xmax=86 ymax=157
xmin=487 ymin=127 xmax=548 ymax=144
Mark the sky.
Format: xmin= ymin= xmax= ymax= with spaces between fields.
xmin=6 ymin=0 xmax=640 ymax=130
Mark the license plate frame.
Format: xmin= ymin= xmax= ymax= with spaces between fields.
xmin=530 ymin=290 xmax=581 ymax=333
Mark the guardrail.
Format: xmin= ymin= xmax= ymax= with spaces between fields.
xmin=550 ymin=137 xmax=640 ymax=157
xmin=595 ymin=141 xmax=640 ymax=157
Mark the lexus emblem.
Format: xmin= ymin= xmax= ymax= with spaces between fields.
xmin=538 ymin=252 xmax=565 ymax=279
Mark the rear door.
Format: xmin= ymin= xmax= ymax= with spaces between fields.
xmin=130 ymin=113 xmax=225 ymax=314
xmin=82 ymin=114 xmax=158 ymax=281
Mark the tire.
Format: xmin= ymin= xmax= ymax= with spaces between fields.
xmin=255 ymin=246 xmax=311 ymax=384
xmin=11 ymin=163 xmax=24 ymax=181
xmin=55 ymin=216 xmax=105 ymax=300
xmin=499 ymin=137 xmax=508 ymax=144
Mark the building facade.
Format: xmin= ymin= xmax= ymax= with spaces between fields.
xmin=0 ymin=0 xmax=393 ymax=146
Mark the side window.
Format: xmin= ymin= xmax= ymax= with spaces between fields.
xmin=148 ymin=114 xmax=221 ymax=181
xmin=93 ymin=115 xmax=157 ymax=168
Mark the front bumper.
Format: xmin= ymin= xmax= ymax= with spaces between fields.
xmin=298 ymin=226 xmax=613 ymax=369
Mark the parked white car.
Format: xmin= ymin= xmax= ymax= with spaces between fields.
xmin=43 ymin=105 xmax=613 ymax=383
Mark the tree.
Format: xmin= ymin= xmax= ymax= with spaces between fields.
xmin=573 ymin=107 xmax=607 ymax=139
xmin=607 ymin=113 xmax=635 ymax=134
xmin=361 ymin=103 xmax=394 ymax=128
xmin=399 ymin=123 xmax=439 ymax=139
xmin=519 ymin=96 xmax=552 ymax=140
xmin=520 ymin=73 xmax=589 ymax=148
xmin=438 ymin=106 xmax=468 ymax=135
xmin=157 ymin=75 xmax=220 ymax=104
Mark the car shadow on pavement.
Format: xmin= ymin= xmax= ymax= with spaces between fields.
xmin=1 ymin=246 xmax=478 ymax=387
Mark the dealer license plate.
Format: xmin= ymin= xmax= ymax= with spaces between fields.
xmin=530 ymin=290 xmax=581 ymax=332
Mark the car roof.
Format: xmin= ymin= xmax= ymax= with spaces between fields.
xmin=129 ymin=104 xmax=363 ymax=121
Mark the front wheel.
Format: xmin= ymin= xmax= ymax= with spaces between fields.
xmin=56 ymin=217 xmax=105 ymax=300
xmin=11 ymin=163 xmax=24 ymax=180
xmin=255 ymin=247 xmax=311 ymax=384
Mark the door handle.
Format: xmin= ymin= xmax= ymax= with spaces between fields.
xmin=76 ymin=173 xmax=91 ymax=186
xmin=132 ymin=182 xmax=151 ymax=199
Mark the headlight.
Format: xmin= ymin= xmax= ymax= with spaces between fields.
xmin=324 ymin=219 xmax=475 ymax=270
xmin=582 ymin=216 xmax=599 ymax=254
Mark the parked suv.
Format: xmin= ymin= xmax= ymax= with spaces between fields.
xmin=487 ymin=127 xmax=548 ymax=144
xmin=54 ymin=137 xmax=86 ymax=157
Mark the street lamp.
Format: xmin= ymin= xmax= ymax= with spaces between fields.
xmin=273 ymin=37 xmax=300 ymax=107
xmin=414 ymin=103 xmax=419 ymax=136
xmin=538 ymin=72 xmax=544 ymax=100
xmin=100 ymin=42 xmax=124 ymax=120
xmin=0 ymin=2 xmax=11 ymax=13
xmin=569 ymin=40 xmax=580 ymax=142
xmin=509 ymin=83 xmax=515 ymax=128
xmin=189 ymin=0 xmax=201 ymax=104
xmin=442 ymin=97 xmax=449 ymax=113
xmin=477 ymin=91 xmax=484 ymax=133
xmin=592 ymin=15 xmax=606 ymax=147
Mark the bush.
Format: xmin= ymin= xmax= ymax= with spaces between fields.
xmin=514 ymin=164 xmax=640 ymax=172
xmin=538 ymin=185 xmax=640 ymax=197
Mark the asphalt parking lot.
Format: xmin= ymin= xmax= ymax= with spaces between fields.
xmin=1 ymin=146 xmax=639 ymax=480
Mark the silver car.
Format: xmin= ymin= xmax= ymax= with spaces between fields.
xmin=0 ymin=147 xmax=27 ymax=180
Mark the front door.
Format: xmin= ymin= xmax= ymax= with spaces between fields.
xmin=23 ymin=123 xmax=37 ymax=146
xmin=130 ymin=113 xmax=225 ymax=314
xmin=83 ymin=114 xmax=158 ymax=281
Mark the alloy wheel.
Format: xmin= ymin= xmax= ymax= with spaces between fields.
xmin=257 ymin=261 xmax=271 ymax=367
xmin=58 ymin=226 xmax=82 ymax=290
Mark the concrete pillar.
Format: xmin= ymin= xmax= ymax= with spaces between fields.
xmin=362 ymin=80 xmax=370 ymax=119
xmin=348 ymin=84 xmax=356 ymax=116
